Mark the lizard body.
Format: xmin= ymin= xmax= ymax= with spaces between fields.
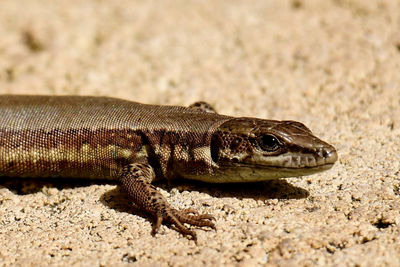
xmin=0 ymin=95 xmax=337 ymax=240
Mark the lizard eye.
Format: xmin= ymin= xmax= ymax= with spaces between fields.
xmin=259 ymin=135 xmax=280 ymax=152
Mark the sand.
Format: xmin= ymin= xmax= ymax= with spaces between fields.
xmin=0 ymin=0 xmax=399 ymax=266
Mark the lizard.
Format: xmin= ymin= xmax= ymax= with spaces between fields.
xmin=0 ymin=95 xmax=337 ymax=241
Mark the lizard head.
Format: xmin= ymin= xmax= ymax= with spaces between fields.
xmin=208 ymin=118 xmax=337 ymax=182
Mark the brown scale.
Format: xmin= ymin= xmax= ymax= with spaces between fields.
xmin=0 ymin=128 xmax=143 ymax=178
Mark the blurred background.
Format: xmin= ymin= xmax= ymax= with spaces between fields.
xmin=1 ymin=0 xmax=399 ymax=266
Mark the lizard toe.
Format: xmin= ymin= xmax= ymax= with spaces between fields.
xmin=172 ymin=209 xmax=216 ymax=229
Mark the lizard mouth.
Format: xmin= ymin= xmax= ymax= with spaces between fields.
xmin=241 ymin=149 xmax=338 ymax=169
xmin=219 ymin=161 xmax=335 ymax=175
xmin=246 ymin=162 xmax=335 ymax=170
xmin=212 ymin=151 xmax=337 ymax=183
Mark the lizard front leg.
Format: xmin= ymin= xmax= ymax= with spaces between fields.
xmin=118 ymin=162 xmax=215 ymax=241
xmin=188 ymin=101 xmax=217 ymax=113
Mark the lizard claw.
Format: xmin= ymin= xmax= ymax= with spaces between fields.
xmin=151 ymin=207 xmax=216 ymax=241
xmin=181 ymin=208 xmax=216 ymax=221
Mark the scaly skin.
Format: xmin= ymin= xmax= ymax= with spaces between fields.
xmin=0 ymin=95 xmax=337 ymax=241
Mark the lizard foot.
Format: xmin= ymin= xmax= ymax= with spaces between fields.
xmin=188 ymin=101 xmax=217 ymax=113
xmin=118 ymin=162 xmax=215 ymax=241
xmin=152 ymin=207 xmax=216 ymax=241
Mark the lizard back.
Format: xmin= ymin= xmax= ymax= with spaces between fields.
xmin=0 ymin=95 xmax=229 ymax=180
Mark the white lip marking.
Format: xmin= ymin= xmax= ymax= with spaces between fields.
xmin=250 ymin=152 xmax=334 ymax=169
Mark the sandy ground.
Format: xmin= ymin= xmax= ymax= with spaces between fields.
xmin=0 ymin=0 xmax=399 ymax=266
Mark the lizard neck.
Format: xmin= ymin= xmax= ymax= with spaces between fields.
xmin=149 ymin=118 xmax=230 ymax=181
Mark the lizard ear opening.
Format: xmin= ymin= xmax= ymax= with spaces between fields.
xmin=210 ymin=135 xmax=220 ymax=164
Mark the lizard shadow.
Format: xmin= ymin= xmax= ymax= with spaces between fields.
xmin=0 ymin=177 xmax=111 ymax=195
xmin=184 ymin=179 xmax=310 ymax=201
xmin=0 ymin=177 xmax=308 ymax=226
xmin=0 ymin=177 xmax=308 ymax=201
xmin=100 ymin=179 xmax=309 ymax=217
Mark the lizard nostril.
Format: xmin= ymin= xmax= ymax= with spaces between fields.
xmin=323 ymin=146 xmax=338 ymax=164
